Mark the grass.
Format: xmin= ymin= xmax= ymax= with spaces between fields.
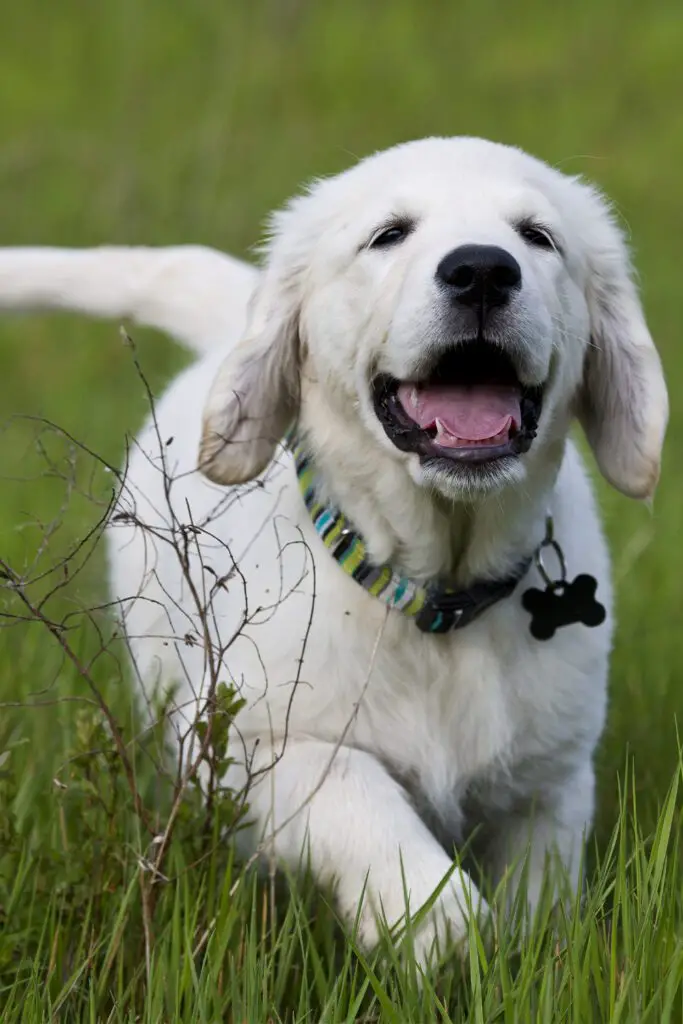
xmin=0 ymin=0 xmax=682 ymax=1018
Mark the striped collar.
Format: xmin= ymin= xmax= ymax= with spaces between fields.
xmin=288 ymin=432 xmax=532 ymax=635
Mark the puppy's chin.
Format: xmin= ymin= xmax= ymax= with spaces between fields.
xmin=409 ymin=453 xmax=527 ymax=503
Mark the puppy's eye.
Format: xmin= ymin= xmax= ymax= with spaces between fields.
xmin=517 ymin=222 xmax=557 ymax=252
xmin=369 ymin=222 xmax=412 ymax=249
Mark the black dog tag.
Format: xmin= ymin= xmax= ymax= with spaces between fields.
xmin=523 ymin=517 xmax=606 ymax=641
xmin=523 ymin=574 xmax=606 ymax=641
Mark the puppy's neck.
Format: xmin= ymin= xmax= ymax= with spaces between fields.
xmin=297 ymin=405 xmax=564 ymax=584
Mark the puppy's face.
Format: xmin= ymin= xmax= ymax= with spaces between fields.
xmin=298 ymin=139 xmax=593 ymax=498
xmin=201 ymin=137 xmax=667 ymax=504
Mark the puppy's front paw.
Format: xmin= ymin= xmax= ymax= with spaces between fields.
xmin=408 ymin=879 xmax=491 ymax=970
xmin=345 ymin=868 xmax=488 ymax=971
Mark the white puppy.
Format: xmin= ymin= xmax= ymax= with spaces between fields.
xmin=0 ymin=136 xmax=667 ymax=966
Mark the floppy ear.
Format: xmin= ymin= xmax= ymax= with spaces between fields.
xmin=577 ymin=195 xmax=668 ymax=500
xmin=199 ymin=240 xmax=301 ymax=485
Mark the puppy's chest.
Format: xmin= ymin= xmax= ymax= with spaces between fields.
xmin=349 ymin=612 xmax=564 ymax=821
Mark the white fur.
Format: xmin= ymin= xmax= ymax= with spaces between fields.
xmin=0 ymin=244 xmax=258 ymax=354
xmin=0 ymin=137 xmax=667 ymax=968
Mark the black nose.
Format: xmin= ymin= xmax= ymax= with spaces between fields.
xmin=436 ymin=244 xmax=522 ymax=309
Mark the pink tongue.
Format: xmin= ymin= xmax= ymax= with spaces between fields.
xmin=398 ymin=383 xmax=521 ymax=448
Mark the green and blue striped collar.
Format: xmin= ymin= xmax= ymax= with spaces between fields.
xmin=286 ymin=430 xmax=532 ymax=635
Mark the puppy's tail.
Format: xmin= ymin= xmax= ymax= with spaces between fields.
xmin=0 ymin=245 xmax=259 ymax=356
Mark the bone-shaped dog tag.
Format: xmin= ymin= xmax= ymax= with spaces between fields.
xmin=523 ymin=516 xmax=606 ymax=641
xmin=522 ymin=574 xmax=606 ymax=641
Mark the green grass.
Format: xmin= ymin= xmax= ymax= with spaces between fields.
xmin=1 ymin=0 xmax=683 ymax=1018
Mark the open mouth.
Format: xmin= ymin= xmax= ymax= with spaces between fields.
xmin=371 ymin=340 xmax=543 ymax=467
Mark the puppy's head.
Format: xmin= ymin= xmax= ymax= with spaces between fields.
xmin=200 ymin=137 xmax=667 ymax=503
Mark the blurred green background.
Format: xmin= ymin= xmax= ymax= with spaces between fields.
xmin=0 ymin=0 xmax=681 ymax=848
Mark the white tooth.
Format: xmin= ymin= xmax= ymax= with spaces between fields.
xmin=435 ymin=419 xmax=462 ymax=443
xmin=410 ymin=387 xmax=419 ymax=409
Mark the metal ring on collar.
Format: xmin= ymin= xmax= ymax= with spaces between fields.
xmin=534 ymin=515 xmax=567 ymax=588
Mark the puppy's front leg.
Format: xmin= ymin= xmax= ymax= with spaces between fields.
xmin=243 ymin=739 xmax=488 ymax=965
xmin=485 ymin=761 xmax=594 ymax=923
